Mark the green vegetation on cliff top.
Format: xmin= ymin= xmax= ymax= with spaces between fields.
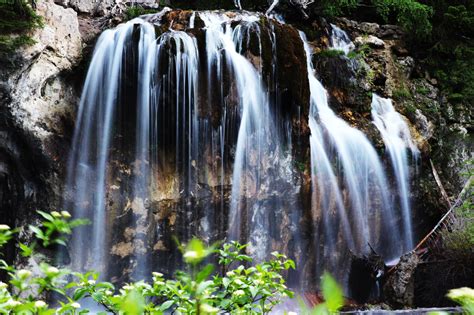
xmin=0 ymin=0 xmax=42 ymax=53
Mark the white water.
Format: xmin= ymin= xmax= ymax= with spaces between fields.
xmin=266 ymin=0 xmax=279 ymax=15
xmin=301 ymin=32 xmax=405 ymax=286
xmin=200 ymin=11 xmax=290 ymax=262
xmin=66 ymin=9 xmax=418 ymax=294
xmin=330 ymin=23 xmax=355 ymax=55
xmin=234 ymin=0 xmax=242 ymax=10
xmin=67 ymin=10 xmax=295 ymax=278
xmin=371 ymin=94 xmax=419 ymax=250
xmin=66 ymin=15 xmax=202 ymax=278
xmin=66 ymin=20 xmax=141 ymax=274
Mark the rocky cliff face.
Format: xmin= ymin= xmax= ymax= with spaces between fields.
xmin=0 ymin=0 xmax=83 ymax=232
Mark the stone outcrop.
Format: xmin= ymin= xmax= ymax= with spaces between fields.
xmin=0 ymin=0 xmax=84 ymax=227
xmin=383 ymin=252 xmax=420 ymax=308
xmin=11 ymin=0 xmax=82 ymax=143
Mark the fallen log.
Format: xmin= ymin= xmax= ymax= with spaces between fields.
xmin=414 ymin=174 xmax=473 ymax=252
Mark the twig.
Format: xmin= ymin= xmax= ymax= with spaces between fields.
xmin=430 ymin=159 xmax=452 ymax=208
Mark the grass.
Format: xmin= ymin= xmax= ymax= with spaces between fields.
xmin=393 ymin=86 xmax=412 ymax=100
xmin=315 ymin=48 xmax=345 ymax=58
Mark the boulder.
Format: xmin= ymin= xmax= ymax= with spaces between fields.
xmin=354 ymin=35 xmax=385 ymax=49
xmin=383 ymin=252 xmax=420 ymax=308
xmin=10 ymin=0 xmax=82 ymax=148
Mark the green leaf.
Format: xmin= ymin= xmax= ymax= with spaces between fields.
xmin=119 ymin=289 xmax=145 ymax=314
xmin=54 ymin=239 xmax=67 ymax=246
xmin=73 ymin=288 xmax=88 ymax=301
xmin=196 ymin=264 xmax=214 ymax=283
xmin=249 ymin=286 xmax=258 ymax=298
xmin=160 ymin=300 xmax=174 ymax=311
xmin=183 ymin=238 xmax=207 ymax=265
xmin=37 ymin=210 xmax=54 ymax=222
xmin=29 ymin=225 xmax=44 ymax=239
xmin=196 ymin=280 xmax=213 ymax=295
xmin=223 ymin=278 xmax=230 ymax=289
xmin=321 ymin=272 xmax=344 ymax=312
xmin=19 ymin=242 xmax=33 ymax=257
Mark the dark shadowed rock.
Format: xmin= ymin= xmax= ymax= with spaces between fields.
xmin=383 ymin=252 xmax=420 ymax=308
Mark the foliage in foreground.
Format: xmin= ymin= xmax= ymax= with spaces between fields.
xmin=0 ymin=210 xmax=472 ymax=314
xmin=0 ymin=211 xmax=296 ymax=314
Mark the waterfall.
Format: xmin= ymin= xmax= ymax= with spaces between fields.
xmin=66 ymin=10 xmax=301 ymax=281
xmin=234 ymin=0 xmax=242 ymax=10
xmin=65 ymin=8 xmax=418 ymax=296
xmin=65 ymin=20 xmax=140 ymax=275
xmin=371 ymin=94 xmax=419 ymax=250
xmin=200 ymin=13 xmax=270 ymax=257
xmin=330 ymin=23 xmax=355 ymax=54
xmin=301 ymin=32 xmax=406 ymax=287
xmin=66 ymin=16 xmax=203 ymax=278
xmin=199 ymin=12 xmax=299 ymax=262
xmin=266 ymin=0 xmax=280 ymax=15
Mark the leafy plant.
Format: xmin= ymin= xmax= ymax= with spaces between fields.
xmin=0 ymin=0 xmax=43 ymax=53
xmin=442 ymin=159 xmax=474 ymax=251
xmin=393 ymin=87 xmax=412 ymax=101
xmin=446 ymin=287 xmax=474 ymax=314
xmin=311 ymin=0 xmax=432 ymax=39
xmin=0 ymin=212 xmax=295 ymax=314
xmin=296 ymin=272 xmax=344 ymax=314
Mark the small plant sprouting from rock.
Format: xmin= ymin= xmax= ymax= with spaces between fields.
xmin=124 ymin=6 xmax=159 ymax=21
xmin=393 ymin=87 xmax=412 ymax=101
xmin=315 ymin=49 xmax=345 ymax=58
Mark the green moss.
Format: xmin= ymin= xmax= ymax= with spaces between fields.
xmin=346 ymin=50 xmax=358 ymax=59
xmin=0 ymin=34 xmax=35 ymax=53
xmin=404 ymin=101 xmax=417 ymax=114
xmin=294 ymin=160 xmax=306 ymax=173
xmin=447 ymin=93 xmax=465 ymax=103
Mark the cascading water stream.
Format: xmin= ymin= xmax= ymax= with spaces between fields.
xmin=266 ymin=0 xmax=280 ymax=15
xmin=300 ymin=31 xmax=406 ymax=287
xmin=65 ymin=21 xmax=141 ymax=274
xmin=330 ymin=23 xmax=355 ymax=54
xmin=371 ymin=94 xmax=419 ymax=250
xmin=199 ymin=12 xmax=299 ymax=262
xmin=66 ymin=15 xmax=204 ymax=279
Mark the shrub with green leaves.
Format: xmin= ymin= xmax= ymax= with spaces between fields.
xmin=0 ymin=211 xmax=296 ymax=314
xmin=0 ymin=0 xmax=43 ymax=53
xmin=447 ymin=287 xmax=474 ymax=314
